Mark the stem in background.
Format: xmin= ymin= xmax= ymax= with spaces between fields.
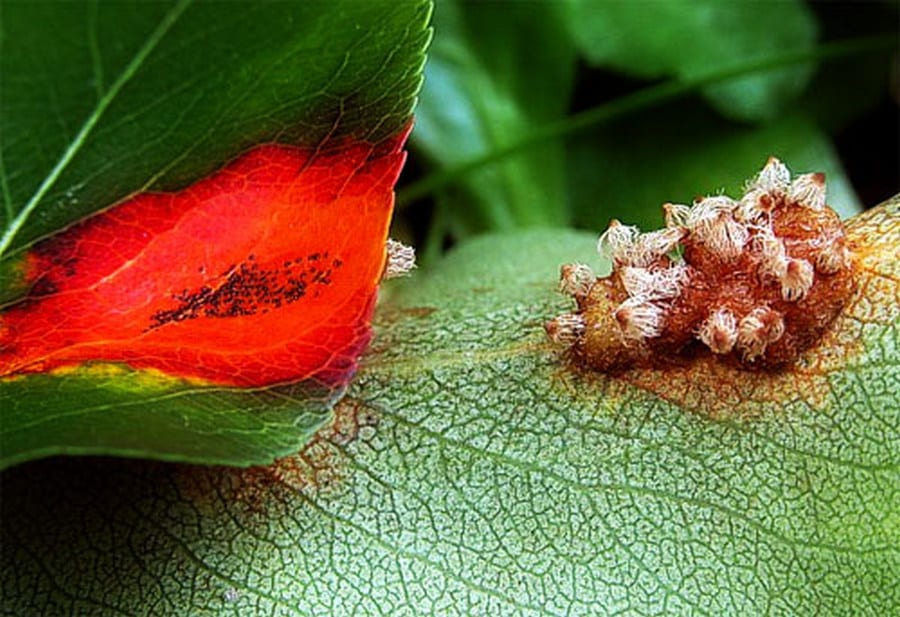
xmin=396 ymin=34 xmax=895 ymax=209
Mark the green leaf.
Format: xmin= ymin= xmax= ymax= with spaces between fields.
xmin=0 ymin=0 xmax=430 ymax=255
xmin=411 ymin=0 xmax=576 ymax=232
xmin=0 ymin=1 xmax=432 ymax=469
xmin=0 ymin=369 xmax=333 ymax=469
xmin=565 ymin=0 xmax=818 ymax=121
xmin=568 ymin=107 xmax=862 ymax=231
xmin=3 ymin=199 xmax=896 ymax=614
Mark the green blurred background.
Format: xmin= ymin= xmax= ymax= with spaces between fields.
xmin=397 ymin=0 xmax=898 ymax=263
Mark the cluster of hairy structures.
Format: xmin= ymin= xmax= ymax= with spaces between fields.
xmin=546 ymin=157 xmax=857 ymax=371
xmin=384 ymin=238 xmax=417 ymax=280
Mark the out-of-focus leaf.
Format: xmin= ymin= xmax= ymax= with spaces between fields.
xmin=568 ymin=106 xmax=861 ymax=231
xmin=412 ymin=0 xmax=576 ymax=232
xmin=565 ymin=0 xmax=818 ymax=121
xmin=796 ymin=1 xmax=899 ymax=132
xmin=2 ymin=198 xmax=896 ymax=615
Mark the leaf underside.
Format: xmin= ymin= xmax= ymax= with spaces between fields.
xmin=2 ymin=199 xmax=896 ymax=615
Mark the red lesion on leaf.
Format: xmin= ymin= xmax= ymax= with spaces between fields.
xmin=0 ymin=125 xmax=411 ymax=388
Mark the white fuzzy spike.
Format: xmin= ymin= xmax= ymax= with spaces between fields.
xmin=686 ymin=195 xmax=738 ymax=229
xmin=558 ymin=263 xmax=595 ymax=298
xmin=614 ymin=297 xmax=665 ymax=341
xmin=634 ymin=227 xmax=685 ymax=263
xmin=697 ymin=308 xmax=738 ymax=354
xmin=737 ymin=307 xmax=785 ymax=361
xmin=619 ymin=264 xmax=686 ymax=301
xmin=384 ymin=239 xmax=416 ymax=279
xmin=619 ymin=266 xmax=656 ymax=299
xmin=663 ymin=202 xmax=691 ymax=229
xmin=788 ymin=172 xmax=826 ymax=210
xmin=736 ymin=187 xmax=773 ymax=223
xmin=545 ymin=313 xmax=585 ymax=346
xmin=781 ymin=258 xmax=814 ymax=301
xmin=737 ymin=313 xmax=767 ymax=361
xmin=752 ymin=156 xmax=791 ymax=195
xmin=688 ymin=197 xmax=748 ymax=261
xmin=597 ymin=219 xmax=640 ymax=263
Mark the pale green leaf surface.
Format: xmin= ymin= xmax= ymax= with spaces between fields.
xmin=2 ymin=202 xmax=898 ymax=614
xmin=566 ymin=0 xmax=817 ymax=121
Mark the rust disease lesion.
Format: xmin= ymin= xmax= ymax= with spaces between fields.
xmin=148 ymin=252 xmax=344 ymax=330
xmin=546 ymin=158 xmax=858 ymax=374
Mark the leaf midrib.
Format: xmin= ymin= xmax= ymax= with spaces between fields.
xmin=0 ymin=0 xmax=193 ymax=258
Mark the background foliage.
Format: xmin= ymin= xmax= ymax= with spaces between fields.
xmin=402 ymin=0 xmax=897 ymax=259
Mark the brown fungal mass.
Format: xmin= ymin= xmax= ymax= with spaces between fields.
xmin=547 ymin=158 xmax=857 ymax=372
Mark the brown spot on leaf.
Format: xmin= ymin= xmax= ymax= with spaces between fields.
xmin=400 ymin=306 xmax=438 ymax=319
xmin=547 ymin=164 xmax=897 ymax=417
xmin=621 ymin=201 xmax=895 ymax=418
xmin=177 ymin=397 xmax=379 ymax=511
xmin=148 ymin=251 xmax=341 ymax=329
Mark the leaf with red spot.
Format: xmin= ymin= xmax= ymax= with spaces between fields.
xmin=1 ymin=198 xmax=895 ymax=615
xmin=0 ymin=2 xmax=431 ymax=469
xmin=2 ymin=132 xmax=408 ymax=388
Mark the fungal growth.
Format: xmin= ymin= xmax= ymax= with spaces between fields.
xmin=546 ymin=158 xmax=857 ymax=371
xmin=383 ymin=239 xmax=417 ymax=279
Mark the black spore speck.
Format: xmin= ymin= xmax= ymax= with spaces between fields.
xmin=148 ymin=251 xmax=342 ymax=329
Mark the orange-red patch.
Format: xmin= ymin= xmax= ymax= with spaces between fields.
xmin=0 ymin=127 xmax=410 ymax=387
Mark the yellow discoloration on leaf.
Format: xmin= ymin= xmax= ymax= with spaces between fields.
xmin=48 ymin=363 xmax=200 ymax=389
xmin=844 ymin=197 xmax=900 ymax=322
